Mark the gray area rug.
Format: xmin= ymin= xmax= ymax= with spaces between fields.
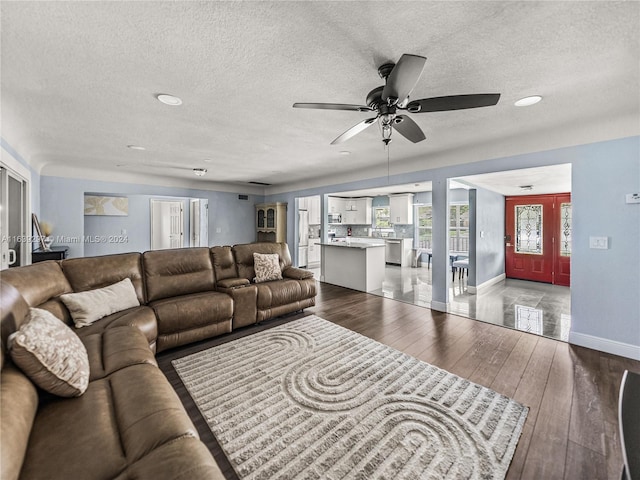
xmin=173 ymin=315 xmax=528 ymax=480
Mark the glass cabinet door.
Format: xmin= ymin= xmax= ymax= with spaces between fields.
xmin=257 ymin=208 xmax=265 ymax=228
xmin=266 ymin=208 xmax=275 ymax=229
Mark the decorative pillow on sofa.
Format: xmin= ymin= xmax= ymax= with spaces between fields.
xmin=9 ymin=308 xmax=89 ymax=397
xmin=60 ymin=278 xmax=140 ymax=328
xmin=253 ymin=253 xmax=283 ymax=283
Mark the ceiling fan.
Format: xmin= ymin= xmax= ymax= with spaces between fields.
xmin=293 ymin=54 xmax=500 ymax=145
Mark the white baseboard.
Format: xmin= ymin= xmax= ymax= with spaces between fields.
xmin=430 ymin=301 xmax=450 ymax=313
xmin=569 ymin=332 xmax=640 ymax=361
xmin=467 ymin=273 xmax=506 ymax=294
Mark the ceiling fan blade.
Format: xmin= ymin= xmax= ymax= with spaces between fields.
xmin=393 ymin=115 xmax=426 ymax=143
xmin=382 ymin=54 xmax=427 ymax=105
xmin=293 ymin=103 xmax=372 ymax=112
xmin=330 ymin=117 xmax=378 ymax=145
xmin=406 ymin=93 xmax=501 ymax=113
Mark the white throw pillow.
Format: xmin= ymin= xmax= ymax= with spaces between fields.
xmin=9 ymin=308 xmax=89 ymax=397
xmin=253 ymin=253 xmax=283 ymax=283
xmin=60 ymin=278 xmax=140 ymax=328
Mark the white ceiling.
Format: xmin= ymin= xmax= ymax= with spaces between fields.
xmin=1 ymin=2 xmax=638 ymax=193
xmin=455 ymin=164 xmax=572 ymax=196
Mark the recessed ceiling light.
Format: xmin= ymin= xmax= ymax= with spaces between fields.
xmin=519 ymin=185 xmax=534 ymax=191
xmin=339 ymin=151 xmax=351 ymax=156
xmin=156 ymin=94 xmax=183 ymax=106
xmin=127 ymin=145 xmax=145 ymax=150
xmin=202 ymin=159 xmax=213 ymax=164
xmin=514 ymin=95 xmax=542 ymax=107
xmin=193 ymin=168 xmax=207 ymax=177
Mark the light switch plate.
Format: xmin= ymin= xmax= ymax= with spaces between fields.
xmin=626 ymin=193 xmax=640 ymax=204
xmin=589 ymin=236 xmax=609 ymax=249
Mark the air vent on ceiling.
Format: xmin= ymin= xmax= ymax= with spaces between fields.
xmin=238 ymin=194 xmax=249 ymax=201
xmin=248 ymin=181 xmax=271 ymax=186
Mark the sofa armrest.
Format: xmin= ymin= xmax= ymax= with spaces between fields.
xmin=217 ymin=278 xmax=251 ymax=290
xmin=282 ymin=267 xmax=314 ymax=280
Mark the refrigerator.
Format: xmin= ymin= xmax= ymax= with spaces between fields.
xmin=298 ymin=209 xmax=309 ymax=267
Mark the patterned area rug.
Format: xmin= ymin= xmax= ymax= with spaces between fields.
xmin=173 ymin=315 xmax=528 ymax=480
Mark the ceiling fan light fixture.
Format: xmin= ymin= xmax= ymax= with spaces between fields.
xmin=514 ymin=95 xmax=542 ymax=107
xmin=193 ymin=168 xmax=207 ymax=177
xmin=156 ymin=94 xmax=183 ymax=106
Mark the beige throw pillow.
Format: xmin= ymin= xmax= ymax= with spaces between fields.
xmin=60 ymin=278 xmax=140 ymax=328
xmin=9 ymin=308 xmax=89 ymax=397
xmin=253 ymin=253 xmax=283 ymax=283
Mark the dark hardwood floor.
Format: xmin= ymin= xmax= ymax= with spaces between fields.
xmin=157 ymin=281 xmax=640 ymax=480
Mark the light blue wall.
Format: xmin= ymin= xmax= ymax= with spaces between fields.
xmin=83 ymin=194 xmax=194 ymax=256
xmin=40 ymin=176 xmax=262 ymax=258
xmin=469 ymin=187 xmax=505 ymax=287
xmin=571 ymin=137 xmax=640 ymax=352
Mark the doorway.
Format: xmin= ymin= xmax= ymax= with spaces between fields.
xmin=505 ymin=193 xmax=571 ymax=286
xmin=0 ymin=164 xmax=29 ymax=269
xmin=150 ymin=200 xmax=184 ymax=250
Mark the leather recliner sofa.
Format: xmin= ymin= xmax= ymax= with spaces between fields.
xmin=0 ymin=242 xmax=316 ymax=480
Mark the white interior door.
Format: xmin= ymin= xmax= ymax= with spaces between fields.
xmin=0 ymin=165 xmax=29 ymax=269
xmin=150 ymin=200 xmax=184 ymax=250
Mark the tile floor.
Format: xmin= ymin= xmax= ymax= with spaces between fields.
xmin=310 ymin=264 xmax=571 ymax=341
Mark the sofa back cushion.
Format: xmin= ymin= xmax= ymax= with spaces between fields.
xmin=210 ymin=246 xmax=238 ymax=282
xmin=0 ymin=281 xmax=39 ymax=480
xmin=62 ymin=253 xmax=146 ymax=304
xmin=143 ymin=247 xmax=215 ymax=302
xmin=232 ymin=242 xmax=292 ymax=281
xmin=1 ymin=261 xmax=72 ymax=308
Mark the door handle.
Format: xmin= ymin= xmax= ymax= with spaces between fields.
xmin=8 ymin=249 xmax=17 ymax=265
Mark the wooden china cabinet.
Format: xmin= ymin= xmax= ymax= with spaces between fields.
xmin=255 ymin=202 xmax=287 ymax=243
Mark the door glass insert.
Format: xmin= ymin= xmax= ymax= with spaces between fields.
xmin=560 ymin=202 xmax=572 ymax=256
xmin=515 ymin=204 xmax=543 ymax=254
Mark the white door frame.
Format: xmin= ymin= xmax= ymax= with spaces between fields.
xmin=0 ymin=155 xmax=31 ymax=268
xmin=150 ymin=199 xmax=184 ymax=250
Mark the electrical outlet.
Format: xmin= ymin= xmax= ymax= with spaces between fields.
xmin=589 ymin=236 xmax=609 ymax=249
xmin=216 ymin=228 xmax=221 ymax=233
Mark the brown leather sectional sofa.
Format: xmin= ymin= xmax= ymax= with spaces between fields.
xmin=0 ymin=242 xmax=316 ymax=480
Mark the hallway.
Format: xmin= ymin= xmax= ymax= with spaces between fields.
xmin=369 ymin=265 xmax=571 ymax=341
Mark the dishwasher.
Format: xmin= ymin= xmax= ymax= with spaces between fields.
xmin=385 ymin=239 xmax=403 ymax=265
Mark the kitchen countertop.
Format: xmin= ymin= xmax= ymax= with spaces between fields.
xmin=319 ymin=242 xmax=385 ymax=249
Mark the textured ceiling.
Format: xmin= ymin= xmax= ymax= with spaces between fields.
xmin=1 ymin=1 xmax=638 ymax=193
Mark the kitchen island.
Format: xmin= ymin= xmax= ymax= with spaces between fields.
xmin=320 ymin=241 xmax=386 ymax=292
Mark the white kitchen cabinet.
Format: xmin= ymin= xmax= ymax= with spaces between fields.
xmin=340 ymin=197 xmax=372 ymax=225
xmin=299 ymin=196 xmax=321 ymax=225
xmin=328 ymin=197 xmax=345 ymax=214
xmin=356 ymin=198 xmax=372 ymax=224
xmin=309 ymin=196 xmax=321 ymax=225
xmin=389 ymin=194 xmax=414 ymax=224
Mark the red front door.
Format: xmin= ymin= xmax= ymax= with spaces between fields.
xmin=505 ymin=194 xmax=571 ymax=286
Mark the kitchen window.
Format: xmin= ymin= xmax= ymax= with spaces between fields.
xmin=415 ymin=203 xmax=469 ymax=252
xmin=374 ymin=207 xmax=391 ymax=228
